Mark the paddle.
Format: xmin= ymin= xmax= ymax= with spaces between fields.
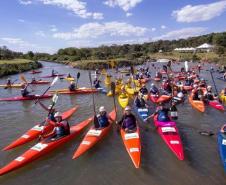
xmin=209 ymin=70 xmax=219 ymax=95
xmin=4 ymin=79 xmax=17 ymax=89
xmin=34 ymin=76 xmax=58 ymax=104
xmin=130 ymin=66 xmax=137 ymax=93
xmin=88 ymin=71 xmax=99 ymax=128
xmin=75 ymin=72 xmax=80 ymax=89
xmin=111 ymin=82 xmax=117 ymax=120
xmin=48 ymin=93 xmax=59 ymax=116
xmin=20 ymin=74 xmax=35 ymax=92
xmin=185 ymin=61 xmax=188 ymax=72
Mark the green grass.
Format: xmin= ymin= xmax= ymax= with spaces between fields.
xmin=0 ymin=59 xmax=32 ymax=64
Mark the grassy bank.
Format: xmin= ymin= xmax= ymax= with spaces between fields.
xmin=0 ymin=59 xmax=42 ymax=77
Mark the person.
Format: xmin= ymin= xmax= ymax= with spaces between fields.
xmin=204 ymin=86 xmax=216 ymax=101
xmin=199 ymin=78 xmax=207 ymax=88
xmin=38 ymin=100 xmax=57 ymax=122
xmin=145 ymin=102 xmax=170 ymax=122
xmin=221 ymin=88 xmax=226 ymax=96
xmin=170 ymin=101 xmax=178 ymax=120
xmin=46 ymin=112 xmax=70 ymax=140
xmin=117 ymin=106 xmax=137 ymax=133
xmin=31 ymin=77 xmax=36 ymax=83
xmin=134 ymin=93 xmax=147 ymax=108
xmin=162 ymin=79 xmax=172 ymax=94
xmin=51 ymin=69 xmax=56 ymax=76
xmin=6 ymin=78 xmax=11 ymax=86
xmin=192 ymin=85 xmax=204 ymax=100
xmin=220 ymin=124 xmax=226 ymax=134
xmin=68 ymin=81 xmax=76 ymax=91
xmin=96 ymin=106 xmax=114 ymax=128
xmin=184 ymin=76 xmax=193 ymax=86
xmin=67 ymin=73 xmax=72 ymax=78
xmin=93 ymin=77 xmax=101 ymax=88
xmin=150 ymin=83 xmax=159 ymax=95
xmin=155 ymin=71 xmax=162 ymax=78
xmin=198 ymin=64 xmax=201 ymax=73
xmin=21 ymin=83 xmax=30 ymax=97
xmin=139 ymin=84 xmax=148 ymax=95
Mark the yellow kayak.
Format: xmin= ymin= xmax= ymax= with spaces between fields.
xmin=220 ymin=93 xmax=226 ymax=104
xmin=0 ymin=84 xmax=22 ymax=88
xmin=125 ymin=85 xmax=140 ymax=95
xmin=105 ymin=75 xmax=111 ymax=86
xmin=118 ymin=93 xmax=129 ymax=108
xmin=65 ymin=77 xmax=75 ymax=81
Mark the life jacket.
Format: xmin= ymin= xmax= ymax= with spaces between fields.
xmin=157 ymin=108 xmax=170 ymax=122
xmin=97 ymin=113 xmax=109 ymax=128
xmin=140 ymin=87 xmax=148 ymax=94
xmin=55 ymin=121 xmax=70 ymax=136
xmin=48 ymin=112 xmax=56 ymax=122
xmin=69 ymin=84 xmax=75 ymax=91
xmin=122 ymin=115 xmax=136 ymax=130
xmin=21 ymin=88 xmax=29 ymax=97
xmin=206 ymin=92 xmax=214 ymax=100
xmin=135 ymin=97 xmax=145 ymax=108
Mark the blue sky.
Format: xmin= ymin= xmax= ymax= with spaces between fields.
xmin=0 ymin=0 xmax=226 ymax=53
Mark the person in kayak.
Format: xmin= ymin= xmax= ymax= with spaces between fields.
xmin=192 ymin=85 xmax=204 ymax=100
xmin=162 ymin=79 xmax=172 ymax=94
xmin=31 ymin=77 xmax=36 ymax=83
xmin=42 ymin=112 xmax=70 ymax=140
xmin=150 ymin=83 xmax=159 ymax=95
xmin=21 ymin=83 xmax=30 ymax=97
xmin=67 ymin=73 xmax=71 ymax=78
xmin=139 ymin=84 xmax=148 ymax=95
xmin=96 ymin=106 xmax=114 ymax=129
xmin=6 ymin=78 xmax=11 ymax=86
xmin=199 ymin=78 xmax=207 ymax=88
xmin=38 ymin=100 xmax=56 ymax=122
xmin=204 ymin=86 xmax=217 ymax=101
xmin=145 ymin=102 xmax=170 ymax=122
xmin=68 ymin=81 xmax=76 ymax=91
xmin=117 ymin=106 xmax=137 ymax=133
xmin=134 ymin=93 xmax=147 ymax=108
xmin=93 ymin=77 xmax=101 ymax=89
xmin=198 ymin=64 xmax=201 ymax=73
xmin=51 ymin=69 xmax=56 ymax=76
xmin=184 ymin=76 xmax=193 ymax=86
xmin=220 ymin=124 xmax=226 ymax=134
xmin=155 ymin=71 xmax=162 ymax=79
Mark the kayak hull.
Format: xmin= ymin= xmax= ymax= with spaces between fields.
xmin=72 ymin=110 xmax=116 ymax=159
xmin=120 ymin=127 xmax=141 ymax=168
xmin=188 ymin=95 xmax=205 ymax=112
xmin=0 ymin=117 xmax=93 ymax=176
xmin=208 ymin=101 xmax=224 ymax=111
xmin=0 ymin=94 xmax=53 ymax=101
xmin=218 ymin=132 xmax=226 ymax=171
xmin=49 ymin=88 xmax=98 ymax=95
xmin=118 ymin=94 xmax=129 ymax=108
xmin=41 ymin=74 xmax=65 ymax=78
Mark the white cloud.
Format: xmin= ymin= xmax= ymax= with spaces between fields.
xmin=18 ymin=19 xmax=25 ymax=23
xmin=161 ymin=25 xmax=166 ymax=29
xmin=1 ymin=38 xmax=26 ymax=45
xmin=104 ymin=0 xmax=143 ymax=12
xmin=50 ymin=25 xmax=58 ymax=32
xmin=39 ymin=0 xmax=104 ymax=19
xmin=53 ymin=21 xmax=147 ymax=40
xmin=172 ymin=1 xmax=226 ymax=23
xmin=35 ymin=31 xmax=46 ymax=37
xmin=151 ymin=28 xmax=156 ymax=32
xmin=126 ymin=12 xmax=133 ymax=17
xmin=18 ymin=0 xmax=32 ymax=5
xmin=153 ymin=27 xmax=206 ymax=41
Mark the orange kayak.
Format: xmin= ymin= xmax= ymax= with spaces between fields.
xmin=3 ymin=106 xmax=78 ymax=151
xmin=156 ymin=95 xmax=172 ymax=103
xmin=72 ymin=110 xmax=116 ymax=159
xmin=188 ymin=95 xmax=205 ymax=112
xmin=120 ymin=126 xmax=141 ymax=168
xmin=0 ymin=117 xmax=92 ymax=176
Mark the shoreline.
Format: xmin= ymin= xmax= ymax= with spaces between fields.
xmin=0 ymin=59 xmax=42 ymax=77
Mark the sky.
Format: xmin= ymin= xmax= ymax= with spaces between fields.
xmin=0 ymin=0 xmax=226 ymax=54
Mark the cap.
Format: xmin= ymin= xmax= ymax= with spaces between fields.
xmin=99 ymin=106 xmax=106 ymax=112
xmin=125 ymin=106 xmax=131 ymax=111
xmin=54 ymin=112 xmax=62 ymax=118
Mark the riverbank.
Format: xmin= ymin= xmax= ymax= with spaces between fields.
xmin=0 ymin=59 xmax=42 ymax=77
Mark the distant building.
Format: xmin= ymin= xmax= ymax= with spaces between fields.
xmin=174 ymin=47 xmax=196 ymax=53
xmin=196 ymin=43 xmax=214 ymax=52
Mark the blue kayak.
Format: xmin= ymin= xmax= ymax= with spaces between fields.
xmin=133 ymin=104 xmax=150 ymax=121
xmin=217 ymin=132 xmax=226 ymax=171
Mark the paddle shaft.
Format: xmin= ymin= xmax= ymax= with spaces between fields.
xmin=210 ymin=70 xmax=218 ymax=95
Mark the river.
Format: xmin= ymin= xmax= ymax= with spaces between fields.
xmin=0 ymin=61 xmax=226 ymax=185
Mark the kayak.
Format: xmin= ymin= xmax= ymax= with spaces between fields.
xmin=72 ymin=110 xmax=116 ymax=159
xmin=188 ymin=94 xmax=205 ymax=112
xmin=29 ymin=71 xmax=42 ymax=74
xmin=208 ymin=101 xmax=224 ymax=111
xmin=125 ymin=86 xmax=140 ymax=95
xmin=49 ymin=87 xmax=98 ymax=95
xmin=0 ymin=84 xmax=22 ymax=88
xmin=120 ymin=126 xmax=141 ymax=168
xmin=104 ymin=76 xmax=111 ymax=86
xmin=133 ymin=103 xmax=149 ymax=121
xmin=3 ymin=106 xmax=78 ymax=151
xmin=220 ymin=93 xmax=226 ymax=104
xmin=156 ymin=95 xmax=172 ymax=103
xmin=41 ymin=74 xmax=65 ymax=78
xmin=65 ymin=77 xmax=75 ymax=81
xmin=0 ymin=117 xmax=93 ymax=176
xmin=217 ymin=131 xmax=226 ymax=171
xmin=118 ymin=94 xmax=129 ymax=108
xmin=154 ymin=77 xmax=161 ymax=82
xmin=0 ymin=94 xmax=52 ymax=101
xmin=149 ymin=94 xmax=159 ymax=103
xmin=29 ymin=80 xmax=50 ymax=85
xmin=153 ymin=116 xmax=184 ymax=160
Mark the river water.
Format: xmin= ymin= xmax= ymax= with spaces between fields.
xmin=0 ymin=61 xmax=226 ymax=185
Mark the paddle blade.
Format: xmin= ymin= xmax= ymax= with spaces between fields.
xmin=111 ymin=82 xmax=116 ymax=96
xmin=51 ymin=76 xmax=58 ymax=86
xmin=130 ymin=66 xmax=134 ymax=75
xmin=52 ymin=93 xmax=58 ymax=104
xmin=93 ymin=115 xmax=99 ymax=128
xmin=77 ymin=72 xmax=80 ymax=79
xmin=20 ymin=75 xmax=27 ymax=84
xmin=185 ymin=61 xmax=188 ymax=72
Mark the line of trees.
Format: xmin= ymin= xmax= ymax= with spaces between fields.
xmin=1 ymin=31 xmax=226 ymax=62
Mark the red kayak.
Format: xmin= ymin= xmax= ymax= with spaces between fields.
xmin=41 ymin=74 xmax=65 ymax=78
xmin=29 ymin=80 xmax=50 ymax=85
xmin=154 ymin=77 xmax=161 ymax=82
xmin=120 ymin=125 xmax=141 ymax=168
xmin=72 ymin=110 xmax=116 ymax=159
xmin=153 ymin=116 xmax=184 ymax=160
xmin=156 ymin=95 xmax=172 ymax=103
xmin=149 ymin=93 xmax=159 ymax=103
xmin=208 ymin=101 xmax=225 ymax=111
xmin=29 ymin=71 xmax=42 ymax=74
xmin=3 ymin=106 xmax=78 ymax=151
xmin=0 ymin=94 xmax=52 ymax=101
xmin=0 ymin=117 xmax=93 ymax=176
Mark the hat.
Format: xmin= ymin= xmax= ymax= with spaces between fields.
xmin=99 ymin=106 xmax=106 ymax=112
xmin=54 ymin=112 xmax=62 ymax=118
xmin=48 ymin=105 xmax=52 ymax=109
xmin=125 ymin=106 xmax=131 ymax=111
